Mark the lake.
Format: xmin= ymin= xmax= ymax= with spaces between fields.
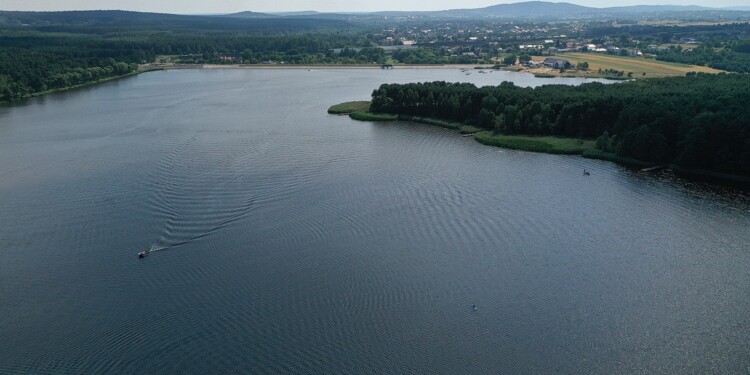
xmin=1 ymin=68 xmax=749 ymax=374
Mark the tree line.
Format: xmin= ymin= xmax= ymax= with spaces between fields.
xmin=370 ymin=74 xmax=750 ymax=177
xmin=0 ymin=29 xmax=373 ymax=101
xmin=656 ymin=45 xmax=750 ymax=73
xmin=0 ymin=33 xmax=140 ymax=101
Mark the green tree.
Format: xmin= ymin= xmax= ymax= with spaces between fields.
xmin=595 ymin=131 xmax=611 ymax=152
xmin=478 ymin=108 xmax=495 ymax=128
xmin=493 ymin=113 xmax=506 ymax=135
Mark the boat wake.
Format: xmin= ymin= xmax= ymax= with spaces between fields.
xmin=139 ymin=135 xmax=264 ymax=259
xmin=141 ymin=201 xmax=253 ymax=258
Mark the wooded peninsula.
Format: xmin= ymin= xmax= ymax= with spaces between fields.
xmin=347 ymin=74 xmax=750 ymax=179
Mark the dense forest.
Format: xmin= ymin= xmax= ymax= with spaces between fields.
xmin=655 ymin=45 xmax=750 ymax=73
xmin=0 ymin=29 xmax=383 ymax=101
xmin=0 ymin=11 xmax=375 ymax=101
xmin=0 ymin=33 xmax=140 ymax=100
xmin=369 ymin=74 xmax=750 ymax=177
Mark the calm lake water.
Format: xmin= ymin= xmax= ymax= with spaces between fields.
xmin=1 ymin=68 xmax=749 ymax=374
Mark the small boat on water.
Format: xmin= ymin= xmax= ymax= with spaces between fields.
xmin=138 ymin=249 xmax=150 ymax=258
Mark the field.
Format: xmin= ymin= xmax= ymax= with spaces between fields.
xmin=558 ymin=53 xmax=723 ymax=77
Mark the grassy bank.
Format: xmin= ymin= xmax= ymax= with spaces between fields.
xmin=398 ymin=116 xmax=463 ymax=130
xmin=350 ymin=112 xmax=398 ymax=121
xmin=327 ymin=102 xmax=748 ymax=184
xmin=327 ymin=101 xmax=370 ymax=114
xmin=475 ymin=132 xmax=594 ymax=155
xmin=330 ymin=101 xmax=596 ymax=155
xmin=328 ymin=101 xmax=397 ymax=121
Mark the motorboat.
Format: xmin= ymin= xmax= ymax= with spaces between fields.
xmin=138 ymin=249 xmax=150 ymax=258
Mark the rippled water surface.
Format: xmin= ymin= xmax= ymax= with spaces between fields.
xmin=1 ymin=69 xmax=749 ymax=374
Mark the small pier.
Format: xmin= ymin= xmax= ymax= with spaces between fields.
xmin=641 ymin=166 xmax=667 ymax=172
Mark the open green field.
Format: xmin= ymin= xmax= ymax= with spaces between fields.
xmin=559 ymin=53 xmax=723 ymax=77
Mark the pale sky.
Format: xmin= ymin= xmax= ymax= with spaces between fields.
xmin=0 ymin=0 xmax=745 ymax=13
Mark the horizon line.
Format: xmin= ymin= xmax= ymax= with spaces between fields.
xmin=1 ymin=1 xmax=748 ymax=15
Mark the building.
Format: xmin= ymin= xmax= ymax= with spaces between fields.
xmin=543 ymin=58 xmax=574 ymax=69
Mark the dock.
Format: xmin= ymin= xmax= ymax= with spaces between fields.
xmin=641 ymin=166 xmax=667 ymax=172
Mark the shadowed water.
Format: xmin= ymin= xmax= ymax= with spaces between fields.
xmin=1 ymin=69 xmax=749 ymax=374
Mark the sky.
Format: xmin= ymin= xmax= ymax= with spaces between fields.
xmin=0 ymin=0 xmax=746 ymax=13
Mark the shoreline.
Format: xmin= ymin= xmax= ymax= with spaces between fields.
xmin=141 ymin=63 xmax=495 ymax=70
xmin=329 ymin=101 xmax=750 ymax=186
xmin=0 ymin=69 xmax=159 ymax=105
xmin=146 ymin=62 xmax=636 ymax=79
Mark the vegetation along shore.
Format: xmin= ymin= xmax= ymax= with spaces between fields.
xmin=330 ymin=73 xmax=750 ymax=183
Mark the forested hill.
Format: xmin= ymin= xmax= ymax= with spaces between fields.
xmin=0 ymin=11 xmax=351 ymax=33
xmin=369 ymin=74 xmax=750 ymax=177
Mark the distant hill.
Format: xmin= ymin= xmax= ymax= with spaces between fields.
xmin=605 ymin=5 xmax=713 ymax=13
xmin=270 ymin=11 xmax=321 ymax=16
xmin=477 ymin=1 xmax=593 ymax=17
xmin=362 ymin=2 xmax=750 ymax=20
xmin=224 ymin=10 xmax=362 ymax=21
xmin=0 ymin=10 xmax=350 ymax=32
xmin=223 ymin=11 xmax=277 ymax=18
xmin=447 ymin=2 xmax=740 ymax=18
xmin=3 ymin=2 xmax=745 ymax=26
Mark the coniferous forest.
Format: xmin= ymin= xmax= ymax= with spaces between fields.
xmin=370 ymin=74 xmax=750 ymax=177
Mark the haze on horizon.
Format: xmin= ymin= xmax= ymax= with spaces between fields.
xmin=1 ymin=0 xmax=747 ymax=14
